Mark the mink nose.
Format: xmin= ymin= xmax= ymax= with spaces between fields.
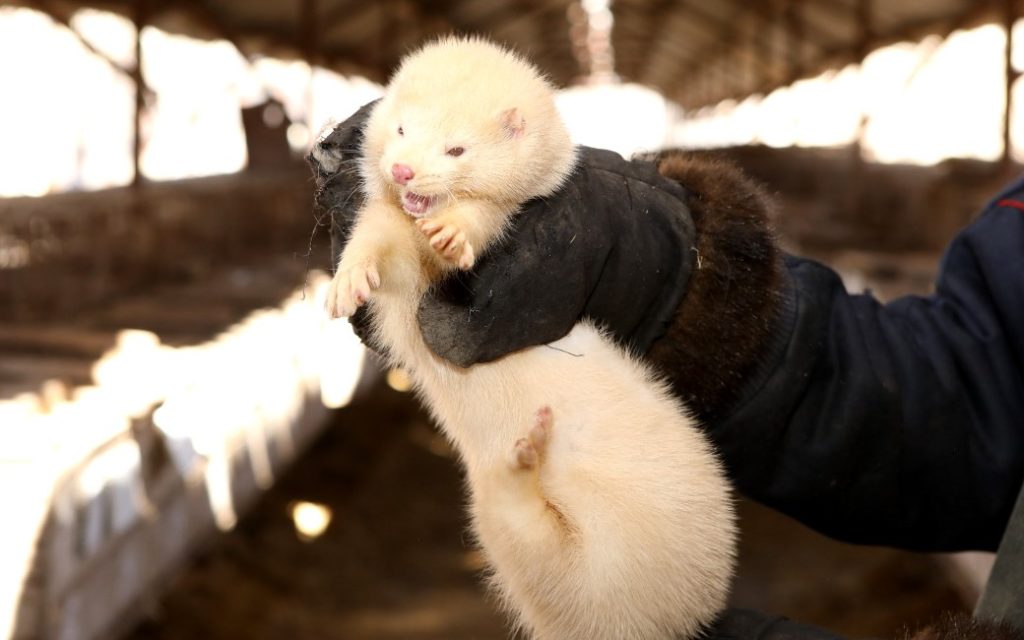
xmin=391 ymin=163 xmax=415 ymax=185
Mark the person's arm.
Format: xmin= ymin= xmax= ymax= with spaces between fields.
xmin=426 ymin=143 xmax=1024 ymax=553
xmin=709 ymin=189 xmax=1024 ymax=552
xmin=310 ymin=109 xmax=1024 ymax=637
xmin=310 ymin=106 xmax=1024 ymax=552
xmin=636 ymin=154 xmax=1024 ymax=551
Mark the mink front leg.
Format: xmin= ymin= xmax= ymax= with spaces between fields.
xmin=416 ymin=199 xmax=511 ymax=270
xmin=416 ymin=217 xmax=477 ymax=270
xmin=325 ymin=200 xmax=402 ymax=318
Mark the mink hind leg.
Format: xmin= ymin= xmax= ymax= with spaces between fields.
xmin=468 ymin=406 xmax=585 ymax=639
xmin=467 ymin=379 xmax=735 ymax=639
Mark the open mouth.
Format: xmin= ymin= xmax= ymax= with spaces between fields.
xmin=402 ymin=191 xmax=436 ymax=217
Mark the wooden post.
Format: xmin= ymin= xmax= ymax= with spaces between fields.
xmin=132 ymin=0 xmax=146 ymax=187
xmin=769 ymin=5 xmax=782 ymax=91
xmin=301 ymin=0 xmax=318 ymax=136
xmin=785 ymin=0 xmax=804 ymax=85
xmin=1004 ymin=0 xmax=1018 ymax=165
xmin=698 ymin=67 xmax=709 ymax=109
xmin=746 ymin=11 xmax=758 ymax=97
xmin=856 ymin=0 xmax=873 ymax=60
xmin=854 ymin=0 xmax=874 ymax=155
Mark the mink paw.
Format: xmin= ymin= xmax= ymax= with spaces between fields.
xmin=512 ymin=406 xmax=553 ymax=471
xmin=416 ymin=218 xmax=476 ymax=270
xmin=326 ymin=260 xmax=381 ymax=318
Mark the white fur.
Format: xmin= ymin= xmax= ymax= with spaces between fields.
xmin=327 ymin=37 xmax=736 ymax=640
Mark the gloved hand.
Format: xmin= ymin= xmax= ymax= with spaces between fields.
xmin=308 ymin=101 xmax=781 ymax=424
xmin=309 ymin=101 xmax=377 ymax=348
xmin=309 ymin=102 xmax=699 ymax=365
xmin=415 ymin=144 xmax=698 ymax=366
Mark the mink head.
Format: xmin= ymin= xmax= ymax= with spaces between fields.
xmin=360 ymin=36 xmax=576 ymax=218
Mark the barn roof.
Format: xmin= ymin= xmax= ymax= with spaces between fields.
xmin=17 ymin=0 xmax=1012 ymax=108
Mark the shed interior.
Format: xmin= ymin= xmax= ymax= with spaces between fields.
xmin=1 ymin=1 xmax=1018 ymax=638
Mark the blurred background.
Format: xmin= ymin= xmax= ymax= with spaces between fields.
xmin=0 ymin=0 xmax=1018 ymax=638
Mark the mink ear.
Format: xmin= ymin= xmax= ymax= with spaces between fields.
xmin=499 ymin=108 xmax=526 ymax=139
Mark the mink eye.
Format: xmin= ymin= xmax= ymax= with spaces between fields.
xmin=446 ymin=146 xmax=465 ymax=157
xmin=397 ymin=126 xmax=404 ymax=136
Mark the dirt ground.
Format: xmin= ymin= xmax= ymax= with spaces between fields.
xmin=127 ymin=368 xmax=965 ymax=640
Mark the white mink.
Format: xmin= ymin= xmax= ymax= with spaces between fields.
xmin=326 ymin=36 xmax=736 ymax=640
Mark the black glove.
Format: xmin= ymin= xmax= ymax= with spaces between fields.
xmin=308 ymin=101 xmax=377 ymax=349
xmin=418 ymin=145 xmax=697 ymax=366
xmin=309 ymin=102 xmax=698 ymax=366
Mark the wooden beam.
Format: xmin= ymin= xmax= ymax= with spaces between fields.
xmin=748 ymin=0 xmax=840 ymax=53
xmin=318 ymin=0 xmax=370 ymax=33
xmin=855 ymin=0 xmax=874 ymax=60
xmin=692 ymin=20 xmax=779 ymax=106
xmin=169 ymin=0 xmax=254 ymax=55
xmin=747 ymin=11 xmax=760 ymax=94
xmin=730 ymin=0 xmax=1002 ymax=109
xmin=671 ymin=1 xmax=748 ymax=103
xmin=23 ymin=0 xmax=143 ymax=84
xmin=1005 ymin=0 xmax=1018 ymax=164
xmin=132 ymin=0 xmax=146 ymax=188
xmin=171 ymin=0 xmax=389 ymax=75
xmin=849 ymin=0 xmax=875 ymax=155
xmin=634 ymin=0 xmax=677 ymax=87
xmin=828 ymin=0 xmax=999 ymax=61
xmin=301 ymin=0 xmax=318 ymax=65
xmin=696 ymin=0 xmax=775 ymax=80
xmin=301 ymin=0 xmax=317 ymax=129
xmin=785 ymin=0 xmax=805 ymax=84
xmin=761 ymin=4 xmax=781 ymax=89
xmin=452 ymin=0 xmax=562 ymax=33
xmin=796 ymin=4 xmax=852 ymax=48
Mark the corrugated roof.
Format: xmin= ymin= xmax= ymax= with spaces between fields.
xmin=615 ymin=0 xmax=1006 ymax=108
xmin=17 ymin=0 xmax=1012 ymax=109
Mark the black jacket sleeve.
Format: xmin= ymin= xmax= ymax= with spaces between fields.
xmin=713 ymin=186 xmax=1024 ymax=552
